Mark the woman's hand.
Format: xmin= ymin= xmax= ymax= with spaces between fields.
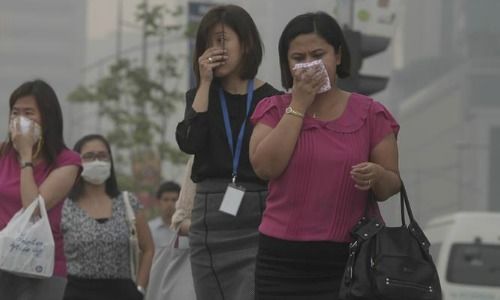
xmin=355 ymin=133 xmax=400 ymax=200
xmin=198 ymin=47 xmax=228 ymax=84
xmin=9 ymin=117 xmax=36 ymax=159
xmin=351 ymin=162 xmax=385 ymax=191
xmin=290 ymin=64 xmax=327 ymax=113
xmin=178 ymin=219 xmax=191 ymax=236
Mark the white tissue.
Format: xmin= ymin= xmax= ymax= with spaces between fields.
xmin=292 ymin=59 xmax=331 ymax=94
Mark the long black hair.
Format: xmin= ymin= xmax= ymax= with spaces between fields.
xmin=1 ymin=79 xmax=66 ymax=167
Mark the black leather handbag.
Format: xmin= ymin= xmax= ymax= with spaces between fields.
xmin=339 ymin=181 xmax=442 ymax=300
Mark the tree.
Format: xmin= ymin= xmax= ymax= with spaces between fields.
xmin=69 ymin=3 xmax=188 ymax=192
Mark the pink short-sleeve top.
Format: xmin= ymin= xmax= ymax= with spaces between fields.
xmin=250 ymin=93 xmax=399 ymax=242
xmin=0 ymin=148 xmax=81 ymax=277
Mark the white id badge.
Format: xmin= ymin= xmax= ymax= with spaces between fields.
xmin=219 ymin=184 xmax=246 ymax=216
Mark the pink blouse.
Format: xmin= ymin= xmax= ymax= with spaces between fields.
xmin=250 ymin=93 xmax=399 ymax=242
xmin=0 ymin=148 xmax=81 ymax=277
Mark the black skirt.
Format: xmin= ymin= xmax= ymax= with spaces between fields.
xmin=255 ymin=234 xmax=349 ymax=300
xmin=63 ymin=276 xmax=143 ymax=300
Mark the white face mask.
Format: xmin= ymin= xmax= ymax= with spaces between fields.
xmin=81 ymin=160 xmax=111 ymax=185
xmin=10 ymin=115 xmax=42 ymax=143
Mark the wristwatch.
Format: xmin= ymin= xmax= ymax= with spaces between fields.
xmin=285 ymin=106 xmax=304 ymax=118
xmin=20 ymin=161 xmax=33 ymax=169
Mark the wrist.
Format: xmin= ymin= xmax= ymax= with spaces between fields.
xmin=20 ymin=161 xmax=34 ymax=169
xmin=19 ymin=150 xmax=33 ymax=161
xmin=285 ymin=106 xmax=304 ymax=118
xmin=289 ymin=100 xmax=308 ymax=115
xmin=179 ymin=220 xmax=191 ymax=236
xmin=199 ymin=79 xmax=212 ymax=87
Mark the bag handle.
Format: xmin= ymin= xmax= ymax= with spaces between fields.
xmin=23 ymin=196 xmax=43 ymax=219
xmin=122 ymin=191 xmax=137 ymax=238
xmin=37 ymin=195 xmax=50 ymax=221
xmin=170 ymin=229 xmax=181 ymax=249
xmin=364 ymin=180 xmax=430 ymax=251
xmin=123 ymin=191 xmax=136 ymax=223
xmin=25 ymin=195 xmax=50 ymax=224
xmin=364 ymin=180 xmax=416 ymax=226
xmin=400 ymin=181 xmax=416 ymax=224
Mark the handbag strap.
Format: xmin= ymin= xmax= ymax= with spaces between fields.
xmin=170 ymin=229 xmax=181 ymax=249
xmin=361 ymin=180 xmax=430 ymax=251
xmin=363 ymin=180 xmax=416 ymax=226
xmin=122 ymin=191 xmax=136 ymax=235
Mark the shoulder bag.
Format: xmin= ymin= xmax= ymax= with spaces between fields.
xmin=339 ymin=181 xmax=442 ymax=300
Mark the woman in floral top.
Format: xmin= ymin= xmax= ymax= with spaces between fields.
xmin=61 ymin=134 xmax=154 ymax=300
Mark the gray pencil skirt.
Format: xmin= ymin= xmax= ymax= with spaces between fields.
xmin=189 ymin=179 xmax=267 ymax=300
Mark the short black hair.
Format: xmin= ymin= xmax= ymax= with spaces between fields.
xmin=192 ymin=4 xmax=263 ymax=87
xmin=156 ymin=181 xmax=181 ymax=199
xmin=1 ymin=79 xmax=66 ymax=167
xmin=278 ymin=11 xmax=351 ymax=89
xmin=69 ymin=134 xmax=120 ymax=200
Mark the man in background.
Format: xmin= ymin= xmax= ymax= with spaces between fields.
xmin=148 ymin=181 xmax=180 ymax=248
xmin=146 ymin=181 xmax=196 ymax=300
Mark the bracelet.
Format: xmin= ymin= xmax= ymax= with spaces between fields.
xmin=285 ymin=106 xmax=305 ymax=118
xmin=137 ymin=285 xmax=146 ymax=295
xmin=20 ymin=161 xmax=33 ymax=169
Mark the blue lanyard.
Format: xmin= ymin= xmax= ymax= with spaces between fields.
xmin=218 ymin=79 xmax=254 ymax=183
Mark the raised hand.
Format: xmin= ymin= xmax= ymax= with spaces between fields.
xmin=198 ymin=47 xmax=228 ymax=84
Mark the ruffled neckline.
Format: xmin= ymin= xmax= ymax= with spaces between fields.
xmin=290 ymin=93 xmax=372 ymax=133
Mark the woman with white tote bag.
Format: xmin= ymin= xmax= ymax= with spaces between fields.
xmin=0 ymin=79 xmax=81 ymax=300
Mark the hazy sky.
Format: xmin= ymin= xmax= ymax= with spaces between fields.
xmin=87 ymin=0 xmax=116 ymax=40
xmin=87 ymin=0 xmax=176 ymax=40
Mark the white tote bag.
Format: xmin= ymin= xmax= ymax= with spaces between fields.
xmin=145 ymin=231 xmax=195 ymax=300
xmin=0 ymin=195 xmax=55 ymax=278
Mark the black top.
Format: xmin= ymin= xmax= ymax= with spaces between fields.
xmin=95 ymin=218 xmax=109 ymax=224
xmin=176 ymin=82 xmax=281 ymax=184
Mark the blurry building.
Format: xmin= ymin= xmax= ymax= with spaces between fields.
xmin=384 ymin=0 xmax=500 ymax=225
xmin=0 ymin=0 xmax=86 ymax=145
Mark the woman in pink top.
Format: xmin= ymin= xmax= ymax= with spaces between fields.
xmin=250 ymin=12 xmax=400 ymax=299
xmin=0 ymin=80 xmax=81 ymax=300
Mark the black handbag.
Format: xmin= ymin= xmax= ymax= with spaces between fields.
xmin=339 ymin=181 xmax=442 ymax=300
